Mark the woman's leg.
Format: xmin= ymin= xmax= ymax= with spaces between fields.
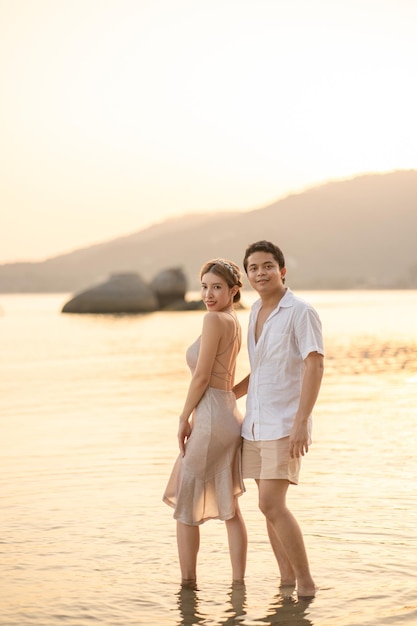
xmin=225 ymin=500 xmax=247 ymax=583
xmin=176 ymin=521 xmax=200 ymax=584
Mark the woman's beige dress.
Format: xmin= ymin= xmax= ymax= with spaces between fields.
xmin=163 ymin=333 xmax=245 ymax=526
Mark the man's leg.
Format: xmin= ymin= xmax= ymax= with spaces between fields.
xmin=266 ymin=518 xmax=295 ymax=586
xmin=256 ymin=478 xmax=315 ymax=597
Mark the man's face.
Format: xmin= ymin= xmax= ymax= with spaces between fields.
xmin=246 ymin=251 xmax=286 ymax=294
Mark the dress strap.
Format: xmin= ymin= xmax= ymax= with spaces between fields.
xmin=211 ymin=312 xmax=240 ymax=383
xmin=216 ymin=312 xmax=240 ymax=356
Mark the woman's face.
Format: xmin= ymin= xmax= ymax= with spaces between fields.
xmin=201 ymin=271 xmax=234 ymax=312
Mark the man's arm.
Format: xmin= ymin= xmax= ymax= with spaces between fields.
xmin=289 ymin=352 xmax=324 ymax=458
xmin=232 ymin=374 xmax=250 ymax=399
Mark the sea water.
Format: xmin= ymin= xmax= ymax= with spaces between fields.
xmin=1 ymin=291 xmax=416 ymax=625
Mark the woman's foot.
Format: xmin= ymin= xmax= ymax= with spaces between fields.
xmin=181 ymin=578 xmax=197 ymax=589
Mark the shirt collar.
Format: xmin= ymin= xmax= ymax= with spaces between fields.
xmin=252 ymin=287 xmax=294 ymax=315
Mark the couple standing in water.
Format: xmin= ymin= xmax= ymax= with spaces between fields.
xmin=163 ymin=240 xmax=324 ymax=598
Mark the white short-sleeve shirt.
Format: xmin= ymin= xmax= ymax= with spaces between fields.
xmin=241 ymin=288 xmax=324 ymax=441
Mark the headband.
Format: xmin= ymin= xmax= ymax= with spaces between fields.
xmin=213 ymin=259 xmax=238 ymax=280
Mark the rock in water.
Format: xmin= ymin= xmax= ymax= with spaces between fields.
xmin=62 ymin=273 xmax=158 ymax=314
xmin=150 ymin=267 xmax=188 ymax=309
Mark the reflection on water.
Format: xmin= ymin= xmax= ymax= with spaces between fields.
xmin=259 ymin=594 xmax=313 ymax=626
xmin=176 ymin=582 xmax=249 ymax=626
xmin=1 ymin=292 xmax=417 ymax=626
xmin=177 ymin=583 xmax=314 ymax=626
xmin=177 ymin=585 xmax=206 ymax=625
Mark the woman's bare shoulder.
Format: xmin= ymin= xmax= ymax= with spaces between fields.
xmin=202 ymin=311 xmax=223 ymax=328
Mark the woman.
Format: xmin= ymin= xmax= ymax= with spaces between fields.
xmin=163 ymin=259 xmax=247 ymax=586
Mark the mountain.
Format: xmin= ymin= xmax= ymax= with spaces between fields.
xmin=1 ymin=170 xmax=417 ymax=292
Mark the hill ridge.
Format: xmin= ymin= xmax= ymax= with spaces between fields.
xmin=1 ymin=170 xmax=416 ymax=292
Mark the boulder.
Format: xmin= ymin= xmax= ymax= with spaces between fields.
xmin=162 ymin=298 xmax=205 ymax=311
xmin=62 ymin=273 xmax=158 ymax=314
xmin=150 ymin=267 xmax=188 ymax=309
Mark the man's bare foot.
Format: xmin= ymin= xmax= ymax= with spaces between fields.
xmin=296 ymin=574 xmax=316 ymax=598
xmin=297 ymin=585 xmax=316 ymax=599
xmin=279 ymin=581 xmax=296 ymax=599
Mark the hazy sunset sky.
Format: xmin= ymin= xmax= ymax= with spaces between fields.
xmin=1 ymin=0 xmax=416 ymax=263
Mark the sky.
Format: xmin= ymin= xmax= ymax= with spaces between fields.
xmin=1 ymin=0 xmax=416 ymax=263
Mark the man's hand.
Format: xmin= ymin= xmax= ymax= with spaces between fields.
xmin=289 ymin=422 xmax=310 ymax=458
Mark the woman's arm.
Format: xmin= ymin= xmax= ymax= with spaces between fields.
xmin=178 ymin=313 xmax=222 ymax=455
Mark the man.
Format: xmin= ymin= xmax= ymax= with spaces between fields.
xmin=233 ymin=240 xmax=324 ymax=598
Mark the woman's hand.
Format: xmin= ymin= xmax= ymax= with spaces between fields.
xmin=178 ymin=420 xmax=192 ymax=457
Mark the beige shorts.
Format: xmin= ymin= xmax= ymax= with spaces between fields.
xmin=242 ymin=437 xmax=301 ymax=484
